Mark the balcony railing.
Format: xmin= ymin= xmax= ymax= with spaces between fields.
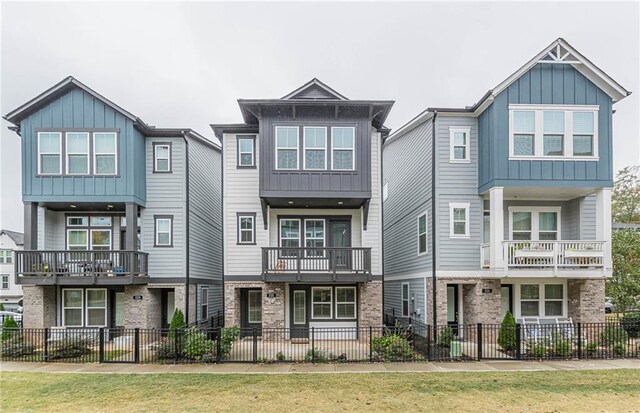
xmin=262 ymin=247 xmax=371 ymax=281
xmin=15 ymin=250 xmax=149 ymax=284
xmin=481 ymin=241 xmax=605 ymax=271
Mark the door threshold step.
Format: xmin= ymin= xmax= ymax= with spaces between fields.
xmin=291 ymin=339 xmax=310 ymax=344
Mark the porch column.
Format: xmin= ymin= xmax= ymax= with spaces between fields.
xmin=23 ymin=202 xmax=38 ymax=250
xmin=489 ymin=187 xmax=504 ymax=270
xmin=595 ymin=188 xmax=612 ymax=272
xmin=125 ymin=203 xmax=138 ymax=250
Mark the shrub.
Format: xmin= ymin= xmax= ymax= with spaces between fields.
xmin=528 ymin=342 xmax=548 ymax=358
xmin=304 ymin=348 xmax=328 ymax=363
xmin=169 ymin=309 xmax=186 ymax=333
xmin=371 ymin=334 xmax=413 ymax=361
xmin=218 ymin=326 xmax=240 ymax=360
xmin=612 ymin=343 xmax=627 ymax=357
xmin=585 ymin=341 xmax=598 ymax=356
xmin=0 ymin=303 xmax=5 ymax=311
xmin=276 ymin=351 xmax=286 ymax=362
xmin=154 ymin=339 xmax=176 ymax=360
xmin=620 ymin=312 xmax=640 ymax=338
xmin=48 ymin=337 xmax=93 ymax=360
xmin=551 ymin=335 xmax=572 ymax=358
xmin=498 ymin=311 xmax=517 ymax=351
xmin=1 ymin=336 xmax=36 ymax=358
xmin=182 ymin=327 xmax=215 ymax=361
xmin=437 ymin=327 xmax=455 ymax=348
xmin=1 ymin=315 xmax=19 ymax=341
xmin=600 ymin=325 xmax=629 ymax=346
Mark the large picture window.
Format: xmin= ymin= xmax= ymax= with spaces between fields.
xmin=38 ymin=132 xmax=62 ymax=174
xmin=275 ymin=126 xmax=299 ymax=169
xmin=93 ymin=132 xmax=117 ymax=175
xmin=66 ymin=132 xmax=90 ymax=174
xmin=66 ymin=216 xmax=113 ymax=250
xmin=519 ymin=283 xmax=565 ymax=318
xmin=331 ymin=127 xmax=355 ymax=170
xmin=312 ymin=287 xmax=332 ymax=319
xmin=303 ymin=127 xmax=327 ymax=170
xmin=509 ymin=207 xmax=560 ymax=241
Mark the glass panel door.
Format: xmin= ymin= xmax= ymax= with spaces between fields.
xmin=290 ymin=287 xmax=309 ymax=339
xmin=330 ymin=220 xmax=351 ymax=270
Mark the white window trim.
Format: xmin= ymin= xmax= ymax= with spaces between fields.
xmin=311 ymin=286 xmax=332 ymax=319
xmin=85 ymin=288 xmax=107 ymax=327
xmin=279 ymin=218 xmax=301 ymax=252
xmin=201 ymin=287 xmax=209 ymax=320
xmin=37 ymin=132 xmax=62 ymax=175
xmin=331 ymin=126 xmax=355 ymax=171
xmin=304 ymin=218 xmax=325 ymax=257
xmin=90 ymin=229 xmax=112 ymax=250
xmin=90 ymin=216 xmax=112 ymax=227
xmin=0 ymin=250 xmax=13 ymax=264
xmin=67 ymin=216 xmax=88 ymax=227
xmin=93 ymin=132 xmax=118 ymax=175
xmin=513 ymin=280 xmax=567 ymax=318
xmin=417 ymin=211 xmax=428 ymax=256
xmin=383 ymin=182 xmax=389 ymax=201
xmin=292 ymin=290 xmax=305 ymax=325
xmin=335 ymin=286 xmax=357 ymax=320
xmin=449 ymin=203 xmax=471 ymax=239
xmin=238 ymin=215 xmax=255 ymax=244
xmin=1 ymin=274 xmax=9 ymax=290
xmin=275 ymin=126 xmax=299 ymax=170
xmin=65 ymin=132 xmax=90 ymax=175
xmin=508 ymin=206 xmax=562 ymax=241
xmin=449 ymin=127 xmax=471 ymax=163
xmin=62 ymin=288 xmax=84 ymax=327
xmin=67 ymin=229 xmax=89 ymax=250
xmin=155 ymin=218 xmax=173 ymax=246
xmin=401 ymin=282 xmax=410 ymax=317
xmin=237 ymin=137 xmax=255 ymax=167
xmin=508 ymin=104 xmax=599 ymax=161
xmin=154 ymin=144 xmax=171 ymax=172
xmin=303 ymin=126 xmax=327 ymax=170
xmin=248 ymin=290 xmax=262 ymax=323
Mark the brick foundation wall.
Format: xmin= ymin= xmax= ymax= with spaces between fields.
xmin=461 ymin=279 xmax=502 ymax=325
xmin=426 ymin=278 xmax=448 ymax=326
xmin=22 ymin=285 xmax=56 ymax=329
xmin=568 ymin=279 xmax=605 ymax=323
xmin=359 ymin=281 xmax=382 ymax=327
xmin=174 ymin=284 xmax=197 ymax=325
xmin=224 ymin=281 xmax=265 ymax=327
xmin=124 ymin=285 xmax=162 ymax=329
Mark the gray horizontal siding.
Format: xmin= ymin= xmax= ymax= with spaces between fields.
xmin=384 ymin=278 xmax=426 ymax=322
xmin=580 ymin=195 xmax=597 ymax=240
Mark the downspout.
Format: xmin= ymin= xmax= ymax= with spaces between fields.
xmin=431 ymin=111 xmax=438 ymax=328
xmin=182 ymin=132 xmax=191 ymax=324
xmin=220 ymin=138 xmax=225 ymax=325
xmin=380 ymin=130 xmax=385 ymax=320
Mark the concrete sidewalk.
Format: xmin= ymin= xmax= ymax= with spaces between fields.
xmin=1 ymin=359 xmax=639 ymax=374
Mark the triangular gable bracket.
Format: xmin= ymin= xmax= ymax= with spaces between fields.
xmin=538 ymin=44 xmax=581 ymax=65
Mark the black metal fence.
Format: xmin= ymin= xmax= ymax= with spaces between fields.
xmin=1 ymin=319 xmax=638 ymax=364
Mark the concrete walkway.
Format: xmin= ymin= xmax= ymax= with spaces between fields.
xmin=1 ymin=359 xmax=639 ymax=374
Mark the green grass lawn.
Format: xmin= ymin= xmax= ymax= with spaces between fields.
xmin=1 ymin=369 xmax=639 ymax=412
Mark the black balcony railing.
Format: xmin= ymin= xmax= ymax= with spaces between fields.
xmin=262 ymin=247 xmax=371 ymax=281
xmin=15 ymin=250 xmax=149 ymax=284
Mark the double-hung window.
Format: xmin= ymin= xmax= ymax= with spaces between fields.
xmin=331 ymin=127 xmax=355 ymax=170
xmin=417 ymin=212 xmax=428 ymax=255
xmin=38 ymin=132 xmax=62 ymax=174
xmin=279 ymin=219 xmax=301 ymax=256
xmin=544 ymin=285 xmax=564 ymax=316
xmin=509 ymin=208 xmax=560 ymax=241
xmin=449 ymin=203 xmax=470 ymax=238
xmin=312 ymin=286 xmax=332 ymax=319
xmin=512 ymin=111 xmax=535 ymax=156
xmin=1 ymin=275 xmax=9 ymax=290
xmin=237 ymin=214 xmax=255 ymax=244
xmin=94 ymin=132 xmax=117 ymax=175
xmin=62 ymin=289 xmax=83 ymax=327
xmin=154 ymin=144 xmax=171 ymax=172
xmin=401 ymin=283 xmax=410 ymax=317
xmin=543 ymin=111 xmax=565 ymax=156
xmin=155 ymin=216 xmax=173 ymax=247
xmin=520 ymin=284 xmax=540 ymax=316
xmin=450 ymin=128 xmax=470 ymax=162
xmin=86 ymin=288 xmax=107 ymax=327
xmin=335 ymin=287 xmax=356 ymax=319
xmin=0 ymin=250 xmax=13 ymax=264
xmin=201 ymin=287 xmax=209 ymax=320
xmin=66 ymin=132 xmax=90 ymax=174
xmin=304 ymin=219 xmax=325 ymax=257
xmin=573 ymin=112 xmax=595 ymax=156
xmin=303 ymin=127 xmax=327 ymax=170
xmin=237 ymin=136 xmax=255 ymax=167
xmin=275 ymin=126 xmax=299 ymax=169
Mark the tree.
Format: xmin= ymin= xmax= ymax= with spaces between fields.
xmin=607 ymin=229 xmax=640 ymax=313
xmin=612 ymin=166 xmax=640 ymax=224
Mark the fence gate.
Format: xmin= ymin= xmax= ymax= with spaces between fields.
xmin=100 ymin=328 xmax=138 ymax=364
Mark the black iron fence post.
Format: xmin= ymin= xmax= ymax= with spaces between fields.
xmin=44 ymin=328 xmax=49 ymax=362
xmin=99 ymin=328 xmax=105 ymax=363
xmin=216 ymin=327 xmax=222 ymax=363
xmin=369 ymin=326 xmax=373 ymax=363
xmin=426 ymin=326 xmax=431 ymax=362
xmin=477 ymin=323 xmax=483 ymax=361
xmin=174 ymin=329 xmax=180 ymax=361
xmin=311 ymin=327 xmax=315 ymax=363
xmin=515 ymin=324 xmax=522 ymax=360
xmin=577 ymin=323 xmax=582 ymax=359
xmin=252 ymin=328 xmax=258 ymax=363
xmin=134 ymin=328 xmax=140 ymax=364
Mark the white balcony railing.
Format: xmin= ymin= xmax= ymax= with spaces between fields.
xmin=480 ymin=241 xmax=605 ymax=271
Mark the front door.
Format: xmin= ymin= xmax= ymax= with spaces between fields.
xmin=241 ymin=289 xmax=262 ymax=337
xmin=501 ymin=285 xmax=513 ymax=319
xmin=447 ymin=284 xmax=459 ymax=335
xmin=161 ymin=289 xmax=175 ymax=329
xmin=290 ymin=286 xmax=309 ymax=338
xmin=329 ymin=220 xmax=351 ymax=270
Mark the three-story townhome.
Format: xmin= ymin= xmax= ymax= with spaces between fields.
xmin=4 ymin=77 xmax=223 ymax=330
xmin=383 ymin=39 xmax=630 ymax=329
xmin=212 ymin=79 xmax=393 ymax=336
xmin=0 ymin=230 xmax=24 ymax=311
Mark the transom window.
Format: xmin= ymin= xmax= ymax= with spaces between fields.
xmin=238 ymin=214 xmax=255 ymax=244
xmin=509 ymin=105 xmax=598 ymax=159
xmin=275 ymin=126 xmax=299 ymax=169
xmin=237 ymin=137 xmax=255 ymax=167
xmin=449 ymin=128 xmax=470 ymax=162
xmin=303 ymin=127 xmax=327 ymax=170
xmin=417 ymin=212 xmax=428 ymax=255
xmin=94 ymin=132 xmax=117 ymax=175
xmin=155 ymin=216 xmax=173 ymax=247
xmin=154 ymin=144 xmax=171 ymax=172
xmin=66 ymin=132 xmax=90 ymax=174
xmin=335 ymin=287 xmax=356 ymax=319
xmin=38 ymin=132 xmax=62 ymax=174
xmin=312 ymin=286 xmax=332 ymax=319
xmin=449 ymin=203 xmax=470 ymax=238
xmin=331 ymin=127 xmax=355 ymax=170
xmin=0 ymin=250 xmax=13 ymax=264
xmin=509 ymin=207 xmax=560 ymax=241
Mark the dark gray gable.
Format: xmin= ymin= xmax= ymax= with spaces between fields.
xmin=281 ymin=78 xmax=348 ymax=100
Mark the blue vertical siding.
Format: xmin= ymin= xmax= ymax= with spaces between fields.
xmin=478 ymin=63 xmax=614 ymax=193
xmin=20 ymin=88 xmax=146 ymax=205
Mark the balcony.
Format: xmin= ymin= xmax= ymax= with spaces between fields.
xmin=262 ymin=247 xmax=371 ymax=282
xmin=481 ymin=241 xmax=606 ymax=274
xmin=15 ymin=250 xmax=149 ymax=285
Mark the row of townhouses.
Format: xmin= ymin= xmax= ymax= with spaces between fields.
xmin=2 ymin=38 xmax=630 ymax=334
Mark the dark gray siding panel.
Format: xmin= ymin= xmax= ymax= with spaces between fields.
xmin=382 ymin=121 xmax=432 ymax=277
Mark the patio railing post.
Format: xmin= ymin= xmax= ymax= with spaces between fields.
xmin=369 ymin=326 xmax=373 ymax=363
xmin=577 ymin=323 xmax=582 ymax=360
xmin=44 ymin=327 xmax=49 ymax=362
xmin=477 ymin=323 xmax=483 ymax=361
xmin=99 ymin=327 xmax=105 ymax=363
xmin=216 ymin=327 xmax=222 ymax=363
xmin=252 ymin=328 xmax=258 ymax=363
xmin=311 ymin=327 xmax=315 ymax=363
xmin=515 ymin=323 xmax=521 ymax=360
xmin=134 ymin=328 xmax=140 ymax=364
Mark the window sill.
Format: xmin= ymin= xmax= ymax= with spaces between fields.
xmin=236 ymin=165 xmax=257 ymax=169
xmin=449 ymin=235 xmax=471 ymax=239
xmin=237 ymin=242 xmax=257 ymax=245
xmin=509 ymin=156 xmax=599 ymax=161
xmin=449 ymin=159 xmax=471 ymax=164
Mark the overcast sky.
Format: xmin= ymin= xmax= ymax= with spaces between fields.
xmin=1 ymin=1 xmax=638 ymax=233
